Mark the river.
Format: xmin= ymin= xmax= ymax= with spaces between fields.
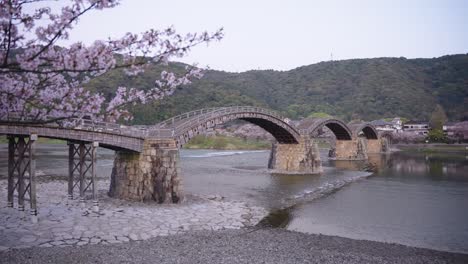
xmin=0 ymin=144 xmax=467 ymax=253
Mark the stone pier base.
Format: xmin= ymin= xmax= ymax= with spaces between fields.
xmin=367 ymin=139 xmax=383 ymax=153
xmin=109 ymin=139 xmax=182 ymax=203
xmin=334 ymin=138 xmax=368 ymax=160
xmin=366 ymin=138 xmax=390 ymax=153
xmin=268 ymin=137 xmax=322 ymax=174
xmin=381 ymin=137 xmax=390 ymax=152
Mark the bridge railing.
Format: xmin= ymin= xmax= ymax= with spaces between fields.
xmin=147 ymin=128 xmax=174 ymax=138
xmin=2 ymin=106 xmax=296 ymax=139
xmin=1 ymin=114 xmax=153 ymax=139
xmin=155 ymin=107 xmax=230 ymax=128
xmin=161 ymin=106 xmax=293 ymax=136
xmin=76 ymin=119 xmax=150 ymax=138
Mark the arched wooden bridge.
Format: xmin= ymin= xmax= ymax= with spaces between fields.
xmin=153 ymin=106 xmax=301 ymax=147
xmin=1 ymin=106 xmax=381 ymax=152
xmin=1 ymin=106 xmax=385 ymax=220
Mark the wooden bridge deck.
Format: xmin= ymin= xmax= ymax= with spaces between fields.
xmin=1 ymin=107 xmax=381 ymax=151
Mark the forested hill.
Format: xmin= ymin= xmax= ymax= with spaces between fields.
xmin=86 ymin=54 xmax=468 ymax=125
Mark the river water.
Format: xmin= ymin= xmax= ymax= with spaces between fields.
xmin=0 ymin=145 xmax=467 ymax=253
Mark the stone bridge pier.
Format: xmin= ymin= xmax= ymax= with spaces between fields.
xmin=268 ymin=136 xmax=322 ymax=174
xmin=110 ymin=136 xmax=323 ymax=203
xmin=334 ymin=138 xmax=368 ymax=160
xmin=109 ymin=139 xmax=182 ymax=203
xmin=366 ymin=138 xmax=389 ymax=153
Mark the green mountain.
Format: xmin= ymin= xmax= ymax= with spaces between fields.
xmin=85 ymin=54 xmax=468 ymax=124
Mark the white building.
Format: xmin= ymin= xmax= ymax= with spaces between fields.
xmin=403 ymin=121 xmax=429 ymax=135
xmin=391 ymin=117 xmax=403 ymax=131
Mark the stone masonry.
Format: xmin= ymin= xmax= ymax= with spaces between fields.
xmin=367 ymin=139 xmax=383 ymax=153
xmin=268 ymin=136 xmax=322 ymax=174
xmin=334 ymin=138 xmax=368 ymax=160
xmin=109 ymin=139 xmax=182 ymax=203
xmin=381 ymin=137 xmax=390 ymax=152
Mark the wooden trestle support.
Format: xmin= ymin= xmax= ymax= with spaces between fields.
xmin=7 ymin=134 xmax=38 ymax=223
xmin=6 ymin=134 xmax=100 ymax=222
xmin=67 ymin=141 xmax=99 ymax=213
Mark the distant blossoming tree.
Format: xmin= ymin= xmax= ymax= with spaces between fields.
xmin=388 ymin=131 xmax=425 ymax=144
xmin=0 ymin=0 xmax=223 ymax=123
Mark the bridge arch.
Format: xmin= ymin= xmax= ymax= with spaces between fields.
xmin=153 ymin=107 xmax=301 ymax=148
xmin=379 ymin=131 xmax=394 ymax=144
xmin=348 ymin=123 xmax=379 ymax=140
xmin=296 ymin=118 xmax=353 ymax=140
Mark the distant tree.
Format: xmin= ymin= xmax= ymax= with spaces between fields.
xmin=307 ymin=112 xmax=332 ymax=118
xmin=427 ymin=129 xmax=447 ymax=143
xmin=391 ymin=131 xmax=425 ymax=144
xmin=348 ymin=118 xmax=364 ymax=125
xmin=429 ymin=104 xmax=447 ymax=130
xmin=0 ymin=0 xmax=223 ymax=123
xmin=400 ymin=117 xmax=410 ymax=123
xmin=463 ymin=115 xmax=468 ymax=122
xmin=350 ymin=113 xmax=361 ymax=121
xmin=285 ymin=104 xmax=301 ymax=119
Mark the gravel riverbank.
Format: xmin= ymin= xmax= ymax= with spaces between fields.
xmin=0 ymin=179 xmax=267 ymax=250
xmin=1 ymin=228 xmax=467 ymax=264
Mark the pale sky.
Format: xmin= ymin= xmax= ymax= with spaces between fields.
xmin=57 ymin=0 xmax=467 ymax=72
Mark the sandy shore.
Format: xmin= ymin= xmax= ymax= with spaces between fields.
xmin=1 ymin=228 xmax=467 ymax=264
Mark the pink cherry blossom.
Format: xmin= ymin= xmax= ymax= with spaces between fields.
xmin=0 ymin=0 xmax=223 ymax=124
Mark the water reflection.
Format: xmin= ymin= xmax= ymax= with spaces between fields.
xmin=377 ymin=151 xmax=468 ymax=181
xmin=285 ymin=151 xmax=468 ymax=253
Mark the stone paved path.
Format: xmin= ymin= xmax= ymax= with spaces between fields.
xmin=0 ymin=179 xmax=267 ymax=251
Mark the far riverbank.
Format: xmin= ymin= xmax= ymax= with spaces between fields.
xmin=183 ymin=135 xmax=271 ymax=150
xmin=395 ymin=143 xmax=468 ymax=153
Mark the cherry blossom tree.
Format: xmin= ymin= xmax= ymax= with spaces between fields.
xmin=0 ymin=0 xmax=223 ymax=124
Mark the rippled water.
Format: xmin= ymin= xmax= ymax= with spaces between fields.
xmin=179 ymin=149 xmax=370 ymax=210
xmin=1 ymin=144 xmax=467 ymax=253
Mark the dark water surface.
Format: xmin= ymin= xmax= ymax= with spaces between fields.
xmin=1 ymin=144 xmax=467 ymax=253
xmin=287 ymin=152 xmax=468 ymax=254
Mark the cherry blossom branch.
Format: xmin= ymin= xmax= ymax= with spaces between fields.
xmin=0 ymin=0 xmax=224 ymax=124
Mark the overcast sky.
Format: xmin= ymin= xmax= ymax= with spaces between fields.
xmin=60 ymin=0 xmax=467 ymax=72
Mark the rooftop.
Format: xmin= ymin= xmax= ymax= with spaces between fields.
xmin=404 ymin=120 xmax=429 ymax=125
xmin=370 ymin=120 xmax=393 ymax=126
